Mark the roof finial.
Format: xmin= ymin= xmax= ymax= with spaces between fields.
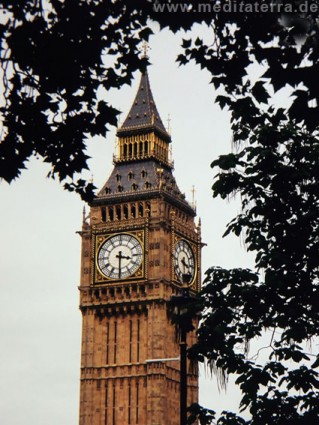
xmin=166 ymin=114 xmax=171 ymax=135
xmin=142 ymin=41 xmax=150 ymax=59
xmin=82 ymin=205 xmax=89 ymax=226
xmin=191 ymin=185 xmax=197 ymax=210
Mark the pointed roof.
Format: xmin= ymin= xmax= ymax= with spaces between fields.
xmin=95 ymin=159 xmax=195 ymax=216
xmin=117 ymin=70 xmax=171 ymax=142
xmin=92 ymin=67 xmax=195 ymax=216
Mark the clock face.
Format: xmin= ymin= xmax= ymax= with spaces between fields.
xmin=174 ymin=239 xmax=195 ymax=284
xmin=97 ymin=233 xmax=143 ymax=279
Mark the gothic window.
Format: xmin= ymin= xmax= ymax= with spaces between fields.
xmin=101 ymin=207 xmax=106 ymax=222
xmin=134 ymin=143 xmax=138 ymax=157
xmin=144 ymin=181 xmax=151 ymax=189
xmin=141 ymin=169 xmax=147 ymax=178
xmin=117 ymin=185 xmax=123 ymax=192
xmin=131 ymin=204 xmax=136 ymax=218
xmin=114 ymin=321 xmax=117 ymax=363
xmin=128 ymin=171 xmax=134 ymax=180
xmin=116 ymin=205 xmax=121 ymax=220
xmin=128 ymin=382 xmax=132 ymax=424
xmin=131 ymin=183 xmax=138 ymax=191
xmin=105 ymin=186 xmax=111 ymax=194
xmin=105 ymin=381 xmax=109 ymax=418
xmin=129 ymin=320 xmax=133 ymax=363
xmin=109 ymin=207 xmax=114 ymax=221
xmin=137 ymin=319 xmax=140 ymax=362
xmin=144 ymin=140 xmax=149 ymax=155
xmin=138 ymin=203 xmax=143 ymax=217
xmin=123 ymin=204 xmax=129 ymax=219
xmin=136 ymin=381 xmax=140 ymax=423
xmin=112 ymin=383 xmax=116 ymax=424
xmin=106 ymin=322 xmax=110 ymax=364
xmin=123 ymin=144 xmax=128 ymax=158
xmin=129 ymin=143 xmax=133 ymax=157
xmin=139 ymin=141 xmax=144 ymax=156
xmin=116 ymin=173 xmax=121 ymax=182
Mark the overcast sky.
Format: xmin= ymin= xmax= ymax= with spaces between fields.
xmin=0 ymin=26 xmax=254 ymax=424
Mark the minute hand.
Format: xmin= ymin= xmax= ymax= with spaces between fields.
xmin=116 ymin=250 xmax=131 ymax=279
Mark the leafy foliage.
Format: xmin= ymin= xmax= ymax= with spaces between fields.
xmin=0 ymin=0 xmax=153 ymax=200
xmin=183 ymin=4 xmax=319 ymax=422
xmin=2 ymin=1 xmax=319 ymax=423
xmin=187 ymin=403 xmax=216 ymax=425
xmin=190 ymin=121 xmax=319 ymax=422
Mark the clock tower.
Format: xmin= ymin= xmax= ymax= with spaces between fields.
xmin=78 ymin=67 xmax=202 ymax=425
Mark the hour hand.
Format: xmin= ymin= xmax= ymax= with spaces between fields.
xmin=181 ymin=256 xmax=189 ymax=270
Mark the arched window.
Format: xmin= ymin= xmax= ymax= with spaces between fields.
xmin=139 ymin=141 xmax=144 ymax=156
xmin=123 ymin=204 xmax=129 ymax=219
xmin=109 ymin=207 xmax=114 ymax=221
xmin=116 ymin=173 xmax=121 ymax=182
xmin=131 ymin=204 xmax=136 ymax=218
xmin=118 ymin=185 xmax=123 ymax=192
xmin=129 ymin=143 xmax=133 ymax=157
xmin=105 ymin=186 xmax=111 ymax=194
xmin=101 ymin=207 xmax=106 ymax=222
xmin=134 ymin=143 xmax=138 ymax=157
xmin=138 ymin=203 xmax=144 ymax=217
xmin=128 ymin=171 xmax=134 ymax=180
xmin=123 ymin=144 xmax=128 ymax=158
xmin=131 ymin=183 xmax=138 ymax=191
xmin=146 ymin=202 xmax=151 ymax=216
xmin=145 ymin=140 xmax=149 ymax=155
xmin=141 ymin=169 xmax=147 ymax=178
xmin=116 ymin=205 xmax=121 ymax=220
xmin=144 ymin=181 xmax=151 ymax=189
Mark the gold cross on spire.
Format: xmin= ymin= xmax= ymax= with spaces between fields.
xmin=142 ymin=41 xmax=150 ymax=58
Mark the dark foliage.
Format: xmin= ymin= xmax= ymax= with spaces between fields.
xmin=0 ymin=0 xmax=154 ymax=200
xmin=178 ymin=2 xmax=319 ymax=424
xmin=1 ymin=1 xmax=319 ymax=424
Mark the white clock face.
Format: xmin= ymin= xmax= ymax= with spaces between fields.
xmin=97 ymin=234 xmax=143 ymax=279
xmin=174 ymin=240 xmax=195 ymax=284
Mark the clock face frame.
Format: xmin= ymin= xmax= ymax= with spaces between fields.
xmin=96 ymin=233 xmax=143 ymax=280
xmin=173 ymin=239 xmax=195 ymax=285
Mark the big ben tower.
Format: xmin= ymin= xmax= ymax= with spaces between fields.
xmin=78 ymin=65 xmax=202 ymax=425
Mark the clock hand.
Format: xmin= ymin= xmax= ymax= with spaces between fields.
xmin=181 ymin=256 xmax=189 ymax=274
xmin=116 ymin=250 xmax=131 ymax=278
